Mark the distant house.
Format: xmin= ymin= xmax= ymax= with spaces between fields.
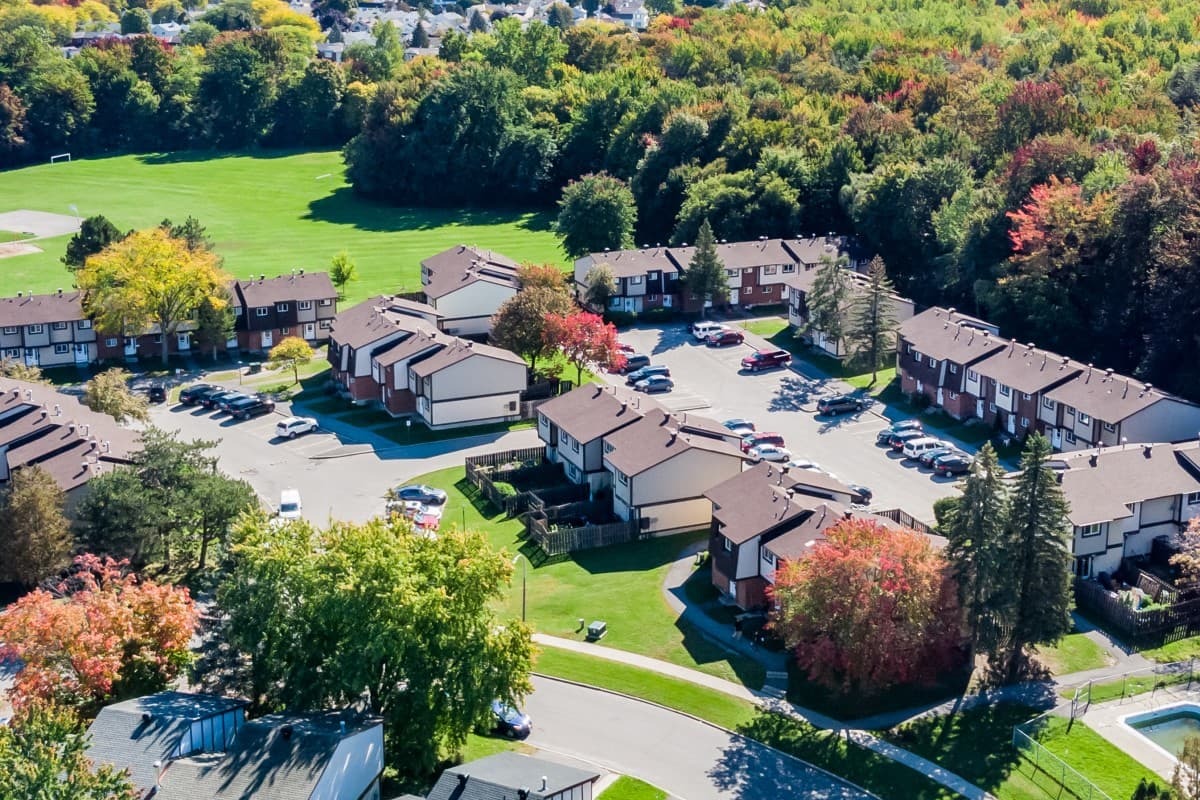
xmin=407 ymin=339 xmax=528 ymax=429
xmin=1054 ymin=441 xmax=1200 ymax=579
xmin=418 ymin=245 xmax=521 ymax=336
xmin=605 ymin=0 xmax=648 ymax=29
xmin=896 ymin=307 xmax=1200 ymax=451
xmin=229 ymin=271 xmax=339 ymax=353
xmin=573 ymin=246 xmax=683 ymax=315
xmin=0 ymin=376 xmax=138 ymax=516
xmin=0 ymin=289 xmax=97 ymax=368
xmin=327 ymin=295 xmax=443 ymax=404
xmin=784 ymin=267 xmax=914 ymax=359
xmin=427 ymin=752 xmax=600 ymax=800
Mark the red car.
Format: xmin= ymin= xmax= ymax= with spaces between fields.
xmin=740 ymin=431 xmax=785 ymax=453
xmin=706 ymin=330 xmax=745 ymax=347
xmin=740 ymin=349 xmax=792 ymax=371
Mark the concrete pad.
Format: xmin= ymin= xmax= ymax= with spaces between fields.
xmin=0 ymin=242 xmax=43 ymax=260
xmin=0 ymin=209 xmax=82 ymax=240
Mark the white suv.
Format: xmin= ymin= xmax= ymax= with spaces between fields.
xmin=276 ymin=416 xmax=318 ymax=439
xmin=691 ymin=321 xmax=726 ymax=341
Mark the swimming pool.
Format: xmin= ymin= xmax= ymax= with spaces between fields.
xmin=1125 ymin=703 xmax=1200 ymax=758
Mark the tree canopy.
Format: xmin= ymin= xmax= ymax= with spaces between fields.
xmin=0 ymin=465 xmax=72 ymax=587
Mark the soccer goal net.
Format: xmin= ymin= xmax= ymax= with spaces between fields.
xmin=50 ymin=153 xmax=71 ymax=164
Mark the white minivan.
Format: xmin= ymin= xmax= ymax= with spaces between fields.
xmin=691 ymin=321 xmax=726 ymax=341
xmin=902 ymin=437 xmax=948 ymax=461
xmin=278 ymin=488 xmax=303 ymax=520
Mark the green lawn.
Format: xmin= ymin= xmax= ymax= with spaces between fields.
xmin=536 ymin=649 xmax=953 ymax=800
xmin=888 ymin=704 xmax=1163 ymax=800
xmin=0 ymin=151 xmax=565 ymax=307
xmin=418 ymin=467 xmax=766 ymax=688
xmin=0 ymin=229 xmax=30 ymax=243
xmin=598 ymin=776 xmax=667 ymax=800
xmin=1142 ymin=635 xmax=1200 ymax=663
xmin=1066 ymin=668 xmax=1194 ymax=703
xmin=1033 ymin=633 xmax=1113 ymax=677
xmin=457 ymin=733 xmax=534 ymax=763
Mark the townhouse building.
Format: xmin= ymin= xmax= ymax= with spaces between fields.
xmin=418 ymin=245 xmax=521 ymax=336
xmin=230 ymin=271 xmax=338 ymax=352
xmin=407 ymin=339 xmax=528 ymax=429
xmin=896 ymin=307 xmax=1200 ymax=451
xmin=537 ymin=383 xmax=647 ymax=492
xmin=785 ymin=269 xmax=915 ymax=359
xmin=0 ymin=290 xmax=96 ymax=368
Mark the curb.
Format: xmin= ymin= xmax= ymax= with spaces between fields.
xmin=531 ymin=672 xmax=884 ymax=800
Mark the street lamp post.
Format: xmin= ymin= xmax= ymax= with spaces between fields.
xmin=512 ymin=554 xmax=527 ymax=622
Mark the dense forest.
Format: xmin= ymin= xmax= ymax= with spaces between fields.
xmin=3 ymin=0 xmax=1200 ymax=393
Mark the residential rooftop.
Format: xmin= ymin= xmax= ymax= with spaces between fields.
xmin=420 ymin=244 xmax=520 ymax=300
xmin=232 ymin=271 xmax=337 ymax=308
xmin=705 ymin=462 xmax=856 ymax=546
xmin=602 ymin=407 xmax=743 ymax=477
xmin=897 ymin=306 xmax=1007 ymax=365
xmin=0 ymin=289 xmax=86 ymax=326
xmin=1056 ymin=441 xmax=1200 ymax=527
xmin=429 ymin=752 xmax=600 ymax=800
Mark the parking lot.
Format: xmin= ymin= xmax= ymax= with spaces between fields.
xmin=606 ymin=324 xmax=964 ymax=522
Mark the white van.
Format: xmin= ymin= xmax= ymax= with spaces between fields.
xmin=278 ymin=488 xmax=303 ymax=520
xmin=902 ymin=437 xmax=947 ymax=460
xmin=691 ymin=321 xmax=726 ymax=341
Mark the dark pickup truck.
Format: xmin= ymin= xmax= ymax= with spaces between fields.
xmin=740 ymin=349 xmax=792 ymax=372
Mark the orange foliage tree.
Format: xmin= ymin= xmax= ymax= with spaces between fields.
xmin=0 ymin=555 xmax=198 ymax=715
xmin=769 ymin=517 xmax=964 ymax=695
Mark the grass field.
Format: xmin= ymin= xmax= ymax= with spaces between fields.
xmin=0 ymin=150 xmax=565 ymax=306
xmin=1142 ymin=635 xmax=1200 ymax=663
xmin=1033 ymin=633 xmax=1113 ymax=676
xmin=597 ymin=776 xmax=667 ymax=800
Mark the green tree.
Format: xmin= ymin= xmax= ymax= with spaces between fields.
xmin=196 ymin=35 xmax=276 ymax=146
xmin=584 ymin=262 xmax=616 ymax=310
xmin=0 ymin=359 xmax=46 ymax=382
xmin=62 ymin=215 xmax=124 ymax=270
xmin=180 ymin=20 xmax=218 ymax=46
xmin=469 ymin=8 xmax=489 ymax=32
xmin=804 ymin=254 xmax=851 ymax=349
xmin=547 ymin=3 xmax=574 ymax=30
xmin=329 ymin=250 xmax=358 ymax=297
xmin=0 ymin=704 xmax=136 ymax=800
xmin=0 ymin=82 xmax=27 ymax=160
xmin=410 ymin=22 xmax=430 ymax=47
xmin=1000 ymin=433 xmax=1073 ymax=682
xmin=161 ymin=215 xmax=213 ymax=252
xmin=218 ymin=515 xmax=533 ymax=777
xmin=846 ymin=255 xmax=899 ymax=383
xmin=311 ymin=0 xmax=356 ymax=30
xmin=0 ymin=465 xmax=72 ymax=586
xmin=151 ymin=1 xmax=187 ymax=24
xmin=681 ymin=219 xmax=728 ymax=317
xmin=943 ymin=443 xmax=1011 ymax=665
xmin=84 ymin=368 xmax=149 ymax=424
xmin=556 ymin=173 xmax=637 ymax=259
xmin=120 ymin=8 xmax=152 ymax=34
xmin=194 ymin=289 xmax=236 ymax=361
xmin=268 ymin=335 xmax=315 ymax=383
xmin=490 ymin=286 xmax=573 ymax=373
xmin=1176 ymin=736 xmax=1200 ymax=800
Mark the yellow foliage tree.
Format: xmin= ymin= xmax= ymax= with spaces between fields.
xmin=268 ymin=335 xmax=315 ymax=384
xmin=78 ymin=228 xmax=231 ymax=365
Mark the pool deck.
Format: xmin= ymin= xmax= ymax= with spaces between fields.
xmin=1083 ymin=690 xmax=1199 ymax=779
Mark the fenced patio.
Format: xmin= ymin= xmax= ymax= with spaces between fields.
xmin=1075 ymin=570 xmax=1200 ymax=650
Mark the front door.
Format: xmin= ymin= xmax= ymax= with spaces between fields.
xmin=73 ymin=343 xmax=88 ymax=364
xmin=177 ymin=333 xmax=191 ymax=352
xmin=1051 ymin=428 xmax=1063 ymax=449
xmin=261 ymin=330 xmax=274 ymax=349
xmin=976 ymin=398 xmax=984 ymax=419
xmin=936 ymin=388 xmax=944 ymax=407
xmin=662 ymin=294 xmax=673 ymax=308
xmin=1006 ymin=413 xmax=1016 ymax=435
xmin=23 ymin=348 xmax=38 ymax=367
xmin=622 ymin=297 xmax=635 ymax=312
xmin=304 ymin=323 xmax=316 ymax=340
xmin=124 ymin=338 xmax=137 ymax=358
xmin=1074 ymin=555 xmax=1093 ymax=579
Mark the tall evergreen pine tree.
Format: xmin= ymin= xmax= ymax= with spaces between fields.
xmin=804 ymin=254 xmax=851 ymax=350
xmin=847 ymin=255 xmax=899 ymax=384
xmin=683 ymin=219 xmax=728 ymax=318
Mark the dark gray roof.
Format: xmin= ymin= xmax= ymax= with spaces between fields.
xmin=86 ymin=692 xmax=247 ymax=795
xmin=897 ymin=307 xmax=1005 ymax=365
xmin=705 ymin=462 xmax=855 ymax=545
xmin=0 ymin=290 xmax=86 ymax=325
xmin=420 ymin=245 xmax=520 ymax=300
xmin=156 ymin=711 xmax=381 ymax=800
xmin=430 ymin=753 xmax=599 ymax=800
xmin=233 ymin=273 xmax=337 ymax=309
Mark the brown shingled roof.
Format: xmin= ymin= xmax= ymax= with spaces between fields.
xmin=602 ymin=408 xmax=743 ymax=477
xmin=705 ymin=462 xmax=856 ymax=545
xmin=408 ymin=339 xmax=525 ymax=377
xmin=329 ymin=297 xmax=439 ymax=350
xmin=973 ymin=342 xmax=1083 ymax=395
xmin=420 ymin=245 xmax=520 ymax=300
xmin=584 ymin=248 xmax=682 ymax=280
xmin=0 ymin=290 xmax=86 ymax=326
xmin=233 ymin=272 xmax=336 ymax=308
xmin=1044 ymin=367 xmax=1185 ymax=424
xmin=897 ymin=306 xmax=1005 ymax=365
xmin=1057 ymin=441 xmax=1200 ymax=526
xmin=537 ymin=383 xmax=649 ymax=444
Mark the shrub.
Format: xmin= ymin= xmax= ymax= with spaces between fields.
xmin=493 ymin=481 xmax=518 ymax=499
xmin=604 ymin=310 xmax=637 ymax=327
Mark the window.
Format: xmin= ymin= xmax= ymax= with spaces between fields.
xmin=1 ymin=326 xmax=16 ymax=335
xmin=1078 ymin=412 xmax=1091 ymax=425
xmin=1079 ymin=523 xmax=1103 ymax=537
xmin=1104 ymin=422 xmax=1116 ymax=432
xmin=1066 ymin=430 xmax=1077 ymax=444
xmin=949 ymin=391 xmax=958 ymax=400
xmin=604 ymin=442 xmax=615 ymax=454
xmin=725 ymin=269 xmax=738 ymax=278
xmin=1065 ymin=405 xmax=1075 ymax=416
xmin=648 ymin=270 xmax=659 ymax=280
xmin=281 ymin=327 xmax=291 ymax=335
xmin=1023 ymin=393 xmax=1032 ymax=401
xmin=26 ymin=324 xmax=43 ymax=334
xmin=234 ymin=306 xmax=243 ymax=316
xmin=298 ymin=301 xmax=313 ymax=311
xmin=630 ymin=276 xmax=643 ymax=285
xmin=617 ymin=470 xmax=629 ymax=485
xmin=609 ymin=297 xmax=622 ymax=309
xmin=52 ymin=322 xmax=68 ymax=330
xmin=1021 ymin=417 xmax=1030 ymax=428
xmin=998 ymin=383 xmax=1011 ymax=397
xmin=276 ymin=303 xmax=289 ymax=312
xmin=647 ymin=294 xmax=660 ymax=302
xmin=743 ymin=287 xmax=753 ymax=295
xmin=967 ymin=369 xmax=978 ymax=381
xmin=742 ymin=268 xmax=752 ymax=275
xmin=948 ymin=363 xmax=958 ymax=374
xmin=928 ymin=356 xmax=939 ymax=368
xmin=319 ymin=320 xmax=332 ymax=329
xmin=256 ymin=308 xmax=269 ymax=317
xmin=723 ymin=537 xmax=732 ymax=552
xmin=1042 ymin=397 xmax=1055 ymax=410
xmin=54 ymin=344 xmax=69 ymax=355
xmin=1188 ymin=491 xmax=1200 ymax=505
xmin=566 ymin=464 xmax=579 ymax=481
xmin=764 ymin=265 xmax=778 ymax=275
xmin=105 ymin=338 xmax=118 ymax=347
xmin=761 ymin=285 xmax=771 ymax=293
xmin=782 ymin=264 xmax=795 ymax=273
xmin=763 ymin=549 xmax=776 ymax=566
xmin=319 ymin=299 xmax=332 ymax=306
xmin=988 ymin=402 xmax=997 ymax=413
xmin=153 ymin=334 xmax=162 ymax=343
xmin=571 ymin=439 xmax=580 ymax=454
xmin=912 ymin=349 xmax=922 ymax=362
xmin=3 ymin=348 xmax=18 ymax=359
xmin=77 ymin=319 xmax=91 ymax=329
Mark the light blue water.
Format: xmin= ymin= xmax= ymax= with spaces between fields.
xmin=1129 ymin=708 xmax=1200 ymax=757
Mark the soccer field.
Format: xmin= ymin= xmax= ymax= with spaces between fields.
xmin=0 ymin=150 xmax=565 ymax=307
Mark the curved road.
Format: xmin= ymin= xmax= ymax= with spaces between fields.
xmin=524 ymin=676 xmax=874 ymax=800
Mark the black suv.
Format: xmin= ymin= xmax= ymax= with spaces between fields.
xmin=228 ymin=396 xmax=276 ymax=420
xmin=146 ymin=384 xmax=167 ymax=403
xmin=179 ymin=384 xmax=218 ymax=405
xmin=817 ymin=394 xmax=865 ymax=415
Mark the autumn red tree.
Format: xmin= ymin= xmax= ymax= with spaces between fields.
xmin=0 ymin=555 xmax=198 ymax=715
xmin=1006 ymin=176 xmax=1113 ymax=276
xmin=543 ymin=311 xmax=626 ymax=383
xmin=769 ymin=518 xmax=964 ymax=695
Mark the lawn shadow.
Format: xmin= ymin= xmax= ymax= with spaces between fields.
xmin=569 ymin=535 xmax=688 ymax=576
xmin=135 ymin=148 xmax=320 ymax=166
xmin=305 ymin=187 xmax=556 ymax=234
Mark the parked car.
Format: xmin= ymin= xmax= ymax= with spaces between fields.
xmin=491 ymin=700 xmax=532 ymax=739
xmin=787 ymin=458 xmax=824 ymax=473
xmin=876 ymin=419 xmax=923 ymax=444
xmin=706 ymin=329 xmax=745 ymax=347
xmin=636 ymin=375 xmax=674 ymax=393
xmin=740 ymin=349 xmax=791 ymax=372
xmin=391 ymin=484 xmax=448 ymax=505
xmin=691 ymin=321 xmax=726 ymax=341
xmin=203 ymin=390 xmax=243 ymax=409
xmin=619 ymin=354 xmax=651 ymax=374
xmin=749 ymin=444 xmax=792 ymax=463
xmin=228 ymin=396 xmax=276 ymax=420
xmin=741 ymin=431 xmax=785 ymax=453
xmin=918 ymin=444 xmax=960 ymax=467
xmin=276 ymin=416 xmax=319 ymax=439
xmin=934 ymin=453 xmax=973 ymax=475
xmin=179 ymin=384 xmax=220 ymax=405
xmin=216 ymin=392 xmax=251 ymax=413
xmin=146 ymin=384 xmax=166 ymax=403
xmin=888 ymin=429 xmax=927 ymax=450
xmin=625 ymin=365 xmax=670 ymax=385
xmin=817 ymin=394 xmax=865 ymax=415
xmin=903 ymin=436 xmax=949 ymax=461
xmin=278 ymin=488 xmax=302 ymax=520
xmin=848 ymin=484 xmax=873 ymax=505
xmin=723 ymin=418 xmax=756 ymax=432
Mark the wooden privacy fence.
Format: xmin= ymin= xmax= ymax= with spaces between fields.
xmin=527 ymin=517 xmax=642 ymax=557
xmin=465 ymin=447 xmax=546 ymax=471
xmin=872 ymin=508 xmax=934 ymax=536
xmin=1075 ymin=577 xmax=1200 ymax=649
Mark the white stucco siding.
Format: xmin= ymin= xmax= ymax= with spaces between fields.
xmin=431 ymin=282 xmax=517 ymax=334
xmin=424 ymin=392 xmax=521 ymax=428
xmin=1073 ymin=523 xmax=1110 ymax=558
xmin=310 ymin=725 xmax=384 ymax=800
xmin=574 ymin=255 xmax=596 ymax=298
xmin=353 ymin=331 xmax=408 ymax=377
xmin=631 ymin=449 xmax=743 ymax=507
xmin=760 ymin=549 xmax=777 ymax=584
xmin=429 ymin=355 xmax=526 ymax=402
xmin=636 ymin=497 xmax=714 ymax=535
xmin=1093 ymin=548 xmax=1123 ymax=576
